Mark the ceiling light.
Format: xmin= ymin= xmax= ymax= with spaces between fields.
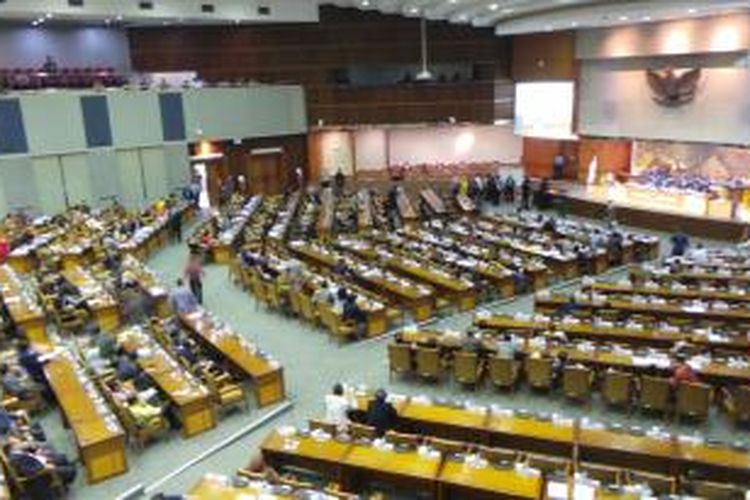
xmin=544 ymin=25 xmax=552 ymax=31
xmin=409 ymin=7 xmax=419 ymax=14
xmin=619 ymin=15 xmax=629 ymax=21
xmin=489 ymin=3 xmax=498 ymax=10
xmin=45 ymin=12 xmax=53 ymax=19
xmin=449 ymin=0 xmax=457 ymax=3
xmin=361 ymin=0 xmax=370 ymax=6
xmin=116 ymin=14 xmax=123 ymax=21
xmin=643 ymin=15 xmax=652 ymax=21
xmin=571 ymin=21 xmax=578 ymax=27
xmin=688 ymin=8 xmax=697 ymax=14
xmin=501 ymin=8 xmax=513 ymax=14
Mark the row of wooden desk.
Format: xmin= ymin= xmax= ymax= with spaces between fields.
xmin=179 ymin=310 xmax=285 ymax=408
xmin=535 ymin=293 xmax=750 ymax=325
xmin=61 ymin=264 xmax=120 ymax=332
xmin=474 ymin=313 xmax=750 ymax=351
xmin=0 ymin=264 xmax=47 ymax=346
xmin=44 ymin=352 xmax=128 ymax=484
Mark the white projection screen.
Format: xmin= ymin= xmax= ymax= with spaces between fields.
xmin=514 ymin=81 xmax=576 ymax=140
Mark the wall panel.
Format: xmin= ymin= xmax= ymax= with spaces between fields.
xmin=21 ymin=94 xmax=86 ymax=155
xmin=164 ymin=143 xmax=190 ymax=192
xmin=31 ymin=157 xmax=67 ymax=214
xmin=109 ymin=92 xmax=162 ymax=148
xmin=0 ymin=157 xmax=36 ymax=213
xmin=87 ymin=150 xmax=121 ymax=207
xmin=60 ymin=153 xmax=92 ymax=205
xmin=511 ymin=32 xmax=576 ymax=81
xmin=140 ymin=147 xmax=169 ymax=202
xmin=116 ymin=150 xmax=145 ymax=208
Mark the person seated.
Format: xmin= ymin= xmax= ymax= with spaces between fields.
xmin=324 ymin=383 xmax=352 ymax=430
xmin=551 ymin=351 xmax=569 ymax=387
xmin=332 ymin=259 xmax=349 ymax=277
xmin=172 ymin=337 xmax=198 ymax=366
xmin=670 ymin=354 xmax=699 ymax=388
xmin=0 ymin=363 xmax=38 ymax=401
xmin=170 ymin=278 xmax=198 ymax=315
xmin=125 ymin=395 xmax=164 ymax=429
xmin=6 ymin=436 xmax=77 ymax=489
xmin=366 ymin=388 xmax=398 ymax=437
xmin=16 ymin=341 xmax=47 ymax=386
xmin=115 ymin=350 xmax=140 ymax=381
xmin=342 ymin=295 xmax=367 ymax=338
xmin=495 ymin=333 xmax=519 ymax=360
xmin=462 ymin=330 xmax=483 ymax=354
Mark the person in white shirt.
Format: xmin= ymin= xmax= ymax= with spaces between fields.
xmin=324 ymin=383 xmax=352 ymax=430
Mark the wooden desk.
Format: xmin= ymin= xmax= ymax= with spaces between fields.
xmin=180 ymin=311 xmax=285 ymax=407
xmin=120 ymin=327 xmax=216 ymax=438
xmin=676 ymin=439 xmax=750 ymax=483
xmin=420 ymin=188 xmax=447 ymax=215
xmin=400 ymin=400 xmax=489 ymax=443
xmin=61 ymin=265 xmax=120 ymax=331
xmin=0 ymin=265 xmax=48 ymax=345
xmin=343 ymin=442 xmax=441 ymax=493
xmin=45 ymin=354 xmax=127 ymax=483
xmin=438 ymin=460 xmax=542 ymax=500
xmin=578 ymin=426 xmax=675 ymax=474
xmin=474 ymin=314 xmax=750 ymax=352
xmin=261 ymin=429 xmax=349 ymax=481
xmin=356 ymin=189 xmax=374 ymax=231
xmin=386 ymin=258 xmax=476 ymax=311
xmin=486 ymin=411 xmax=575 ymax=457
xmin=588 ymin=282 xmax=750 ymax=305
xmin=121 ymin=256 xmax=170 ymax=317
xmin=396 ymin=190 xmax=418 ymax=221
xmin=318 ymin=188 xmax=335 ymax=239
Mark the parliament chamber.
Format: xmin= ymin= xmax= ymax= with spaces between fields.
xmin=1 ymin=1 xmax=750 ymax=500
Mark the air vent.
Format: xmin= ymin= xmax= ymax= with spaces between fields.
xmin=257 ymin=5 xmax=270 ymax=16
xmin=69 ymin=0 xmax=84 ymax=6
xmin=201 ymin=4 xmax=215 ymax=13
xmin=138 ymin=1 xmax=154 ymax=10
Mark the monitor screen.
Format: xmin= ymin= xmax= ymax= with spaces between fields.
xmin=514 ymin=81 xmax=576 ymax=140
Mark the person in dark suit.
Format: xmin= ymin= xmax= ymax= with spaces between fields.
xmin=366 ymin=388 xmax=398 ymax=437
xmin=16 ymin=341 xmax=46 ymax=385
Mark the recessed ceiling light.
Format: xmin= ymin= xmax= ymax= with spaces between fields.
xmin=361 ymin=0 xmax=370 ymax=6
xmin=571 ymin=21 xmax=578 ymax=27
xmin=409 ymin=7 xmax=419 ymax=14
xmin=544 ymin=25 xmax=552 ymax=31
xmin=619 ymin=15 xmax=629 ymax=21
xmin=45 ymin=12 xmax=53 ymax=19
xmin=688 ymin=8 xmax=697 ymax=14
xmin=489 ymin=3 xmax=498 ymax=10
xmin=449 ymin=0 xmax=457 ymax=3
xmin=458 ymin=14 xmax=468 ymax=21
xmin=643 ymin=15 xmax=652 ymax=21
xmin=116 ymin=14 xmax=123 ymax=21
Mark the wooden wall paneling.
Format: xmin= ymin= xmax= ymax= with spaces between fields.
xmin=511 ymin=31 xmax=576 ymax=81
xmin=522 ymin=137 xmax=578 ymax=179
xmin=128 ymin=6 xmax=506 ymax=126
xmin=577 ymin=138 xmax=632 ymax=183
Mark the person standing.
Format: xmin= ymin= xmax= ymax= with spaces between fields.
xmin=520 ymin=177 xmax=531 ymax=210
xmin=170 ymin=207 xmax=183 ymax=243
xmin=184 ymin=253 xmax=205 ymax=305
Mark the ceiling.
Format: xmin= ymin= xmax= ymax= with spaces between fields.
xmin=322 ymin=0 xmax=750 ymax=35
xmin=0 ymin=1 xmax=748 ymax=33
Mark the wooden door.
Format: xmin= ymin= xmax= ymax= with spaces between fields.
xmin=247 ymin=152 xmax=284 ymax=195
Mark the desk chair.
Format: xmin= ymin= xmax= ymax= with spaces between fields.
xmin=602 ymin=370 xmax=633 ymax=409
xmin=638 ymin=375 xmax=671 ymax=416
xmin=298 ymin=293 xmax=320 ymax=326
xmin=308 ymin=419 xmax=337 ymax=436
xmin=202 ymin=365 xmax=248 ymax=415
xmin=675 ymin=382 xmax=711 ymax=422
xmin=415 ymin=347 xmax=443 ymax=383
xmin=626 ymin=470 xmax=676 ymax=496
xmin=577 ymin=462 xmax=621 ymax=486
xmin=288 ymin=290 xmax=303 ymax=317
xmin=525 ymin=357 xmax=554 ymax=391
xmin=387 ymin=343 xmax=413 ymax=380
xmin=452 ymin=351 xmax=482 ymax=388
xmin=684 ymin=479 xmax=745 ymax=500
xmin=487 ymin=356 xmax=520 ymax=391
xmin=525 ymin=454 xmax=571 ymax=478
xmin=562 ymin=365 xmax=594 ymax=402
xmin=319 ymin=306 xmax=357 ymax=343
xmin=479 ymin=446 xmax=519 ymax=465
xmin=349 ymin=423 xmax=377 ymax=441
xmin=384 ymin=431 xmax=420 ymax=449
xmin=722 ymin=385 xmax=750 ymax=425
xmin=428 ymin=437 xmax=466 ymax=456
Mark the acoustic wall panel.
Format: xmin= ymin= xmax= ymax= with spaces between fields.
xmin=108 ymin=92 xmax=161 ymax=148
xmin=163 ymin=143 xmax=190 ymax=192
xmin=0 ymin=157 xmax=37 ymax=214
xmin=60 ymin=154 xmax=92 ymax=206
xmin=81 ymin=95 xmax=113 ymax=148
xmin=159 ymin=93 xmax=186 ymax=142
xmin=140 ymin=147 xmax=169 ymax=202
xmin=20 ymin=93 xmax=86 ymax=155
xmin=0 ymin=99 xmax=28 ymax=155
xmin=116 ymin=150 xmax=145 ymax=208
xmin=31 ymin=157 xmax=67 ymax=215
xmin=87 ymin=150 xmax=121 ymax=207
